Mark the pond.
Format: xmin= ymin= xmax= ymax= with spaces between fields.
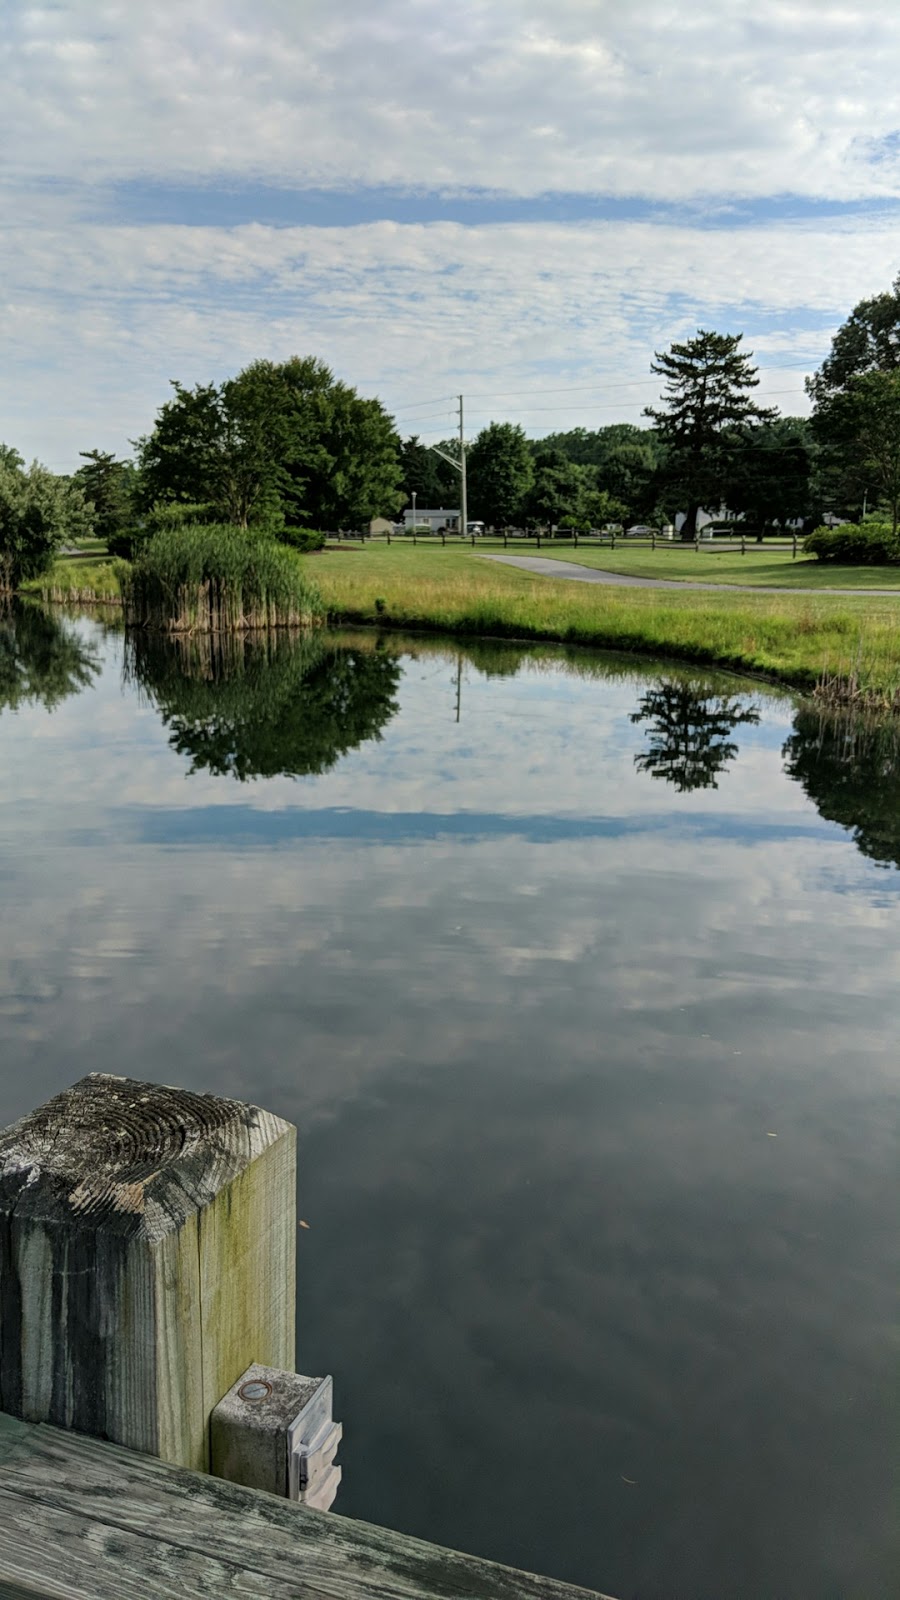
xmin=1 ymin=606 xmax=897 ymax=1600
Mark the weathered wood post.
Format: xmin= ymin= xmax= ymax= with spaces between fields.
xmin=0 ymin=1073 xmax=296 ymax=1472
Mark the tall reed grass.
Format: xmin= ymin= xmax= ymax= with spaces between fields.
xmin=121 ymin=523 xmax=323 ymax=632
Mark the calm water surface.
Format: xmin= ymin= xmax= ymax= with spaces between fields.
xmin=1 ymin=609 xmax=898 ymax=1600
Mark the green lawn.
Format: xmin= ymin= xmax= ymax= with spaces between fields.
xmin=502 ymin=543 xmax=900 ymax=589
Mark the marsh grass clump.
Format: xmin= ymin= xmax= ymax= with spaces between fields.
xmin=121 ymin=522 xmax=323 ymax=633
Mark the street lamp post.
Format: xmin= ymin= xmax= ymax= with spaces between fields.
xmin=411 ymin=489 xmax=417 ymax=538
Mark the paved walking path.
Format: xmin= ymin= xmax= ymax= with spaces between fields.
xmin=478 ymin=552 xmax=900 ymax=597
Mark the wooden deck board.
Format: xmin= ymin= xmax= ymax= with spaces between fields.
xmin=0 ymin=1417 xmax=614 ymax=1600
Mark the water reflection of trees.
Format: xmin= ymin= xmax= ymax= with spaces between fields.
xmin=0 ymin=603 xmax=100 ymax=713
xmin=783 ymin=708 xmax=900 ymax=870
xmin=630 ymin=678 xmax=761 ymax=792
xmin=124 ymin=629 xmax=403 ymax=780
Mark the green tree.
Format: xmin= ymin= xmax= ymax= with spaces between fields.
xmin=74 ymin=450 xmax=136 ymax=551
xmin=137 ymin=358 xmax=403 ymax=535
xmin=630 ymin=677 xmax=760 ymax=791
xmin=537 ymin=424 xmax=662 ymax=523
xmin=525 ymin=449 xmax=587 ymax=531
xmin=725 ymin=417 xmax=815 ymax=539
xmin=0 ymin=453 xmax=93 ymax=592
xmin=645 ymin=330 xmax=775 ymax=540
xmin=467 ymin=422 xmax=534 ymax=528
xmin=806 ymin=275 xmax=900 ymax=406
xmin=806 ymin=277 xmax=900 ymax=522
xmin=813 ymin=371 xmax=900 ymax=533
xmin=398 ymin=436 xmax=447 ymax=510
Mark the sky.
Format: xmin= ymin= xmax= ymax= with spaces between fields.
xmin=3 ymin=0 xmax=900 ymax=471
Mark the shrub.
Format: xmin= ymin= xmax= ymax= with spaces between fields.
xmin=277 ymin=527 xmax=328 ymax=553
xmin=120 ymin=522 xmax=324 ymax=632
xmin=803 ymin=523 xmax=900 ymax=565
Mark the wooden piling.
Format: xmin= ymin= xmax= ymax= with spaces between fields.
xmin=0 ymin=1073 xmax=296 ymax=1471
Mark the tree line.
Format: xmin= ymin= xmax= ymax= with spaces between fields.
xmin=2 ymin=276 xmax=900 ymax=586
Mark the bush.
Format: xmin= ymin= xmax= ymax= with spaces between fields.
xmin=277 ymin=527 xmax=327 ymax=553
xmin=107 ymin=500 xmax=218 ymax=561
xmin=120 ymin=522 xmax=324 ymax=632
xmin=804 ymin=523 xmax=900 ymax=565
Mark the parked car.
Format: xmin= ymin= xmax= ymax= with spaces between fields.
xmin=625 ymin=524 xmax=654 ymax=537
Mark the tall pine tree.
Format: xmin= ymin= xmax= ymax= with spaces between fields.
xmin=645 ymin=330 xmax=774 ymax=540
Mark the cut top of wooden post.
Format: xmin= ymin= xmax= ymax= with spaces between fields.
xmin=0 ymin=1073 xmax=297 ymax=1471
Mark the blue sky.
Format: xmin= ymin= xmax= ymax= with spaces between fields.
xmin=3 ymin=0 xmax=900 ymax=468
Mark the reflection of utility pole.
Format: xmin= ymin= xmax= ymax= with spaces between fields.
xmin=429 ymin=396 xmax=467 ymax=533
xmin=455 ymin=655 xmax=462 ymax=723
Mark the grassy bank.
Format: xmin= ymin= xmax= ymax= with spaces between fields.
xmin=498 ymin=544 xmax=900 ymax=589
xmin=23 ymin=543 xmax=900 ymax=697
xmin=23 ymin=560 xmax=124 ymax=605
xmin=300 ymin=544 xmax=900 ymax=695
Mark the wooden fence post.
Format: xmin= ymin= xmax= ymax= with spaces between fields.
xmin=792 ymin=533 xmax=797 ymax=558
xmin=610 ymin=531 xmax=616 ymax=550
xmin=741 ymin=534 xmax=746 ymax=555
xmin=0 ymin=1073 xmax=296 ymax=1473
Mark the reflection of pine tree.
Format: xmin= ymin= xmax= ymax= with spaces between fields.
xmin=631 ymin=679 xmax=760 ymax=792
xmin=783 ymin=709 xmax=900 ymax=869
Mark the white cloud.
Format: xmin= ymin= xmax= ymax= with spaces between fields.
xmin=3 ymin=211 xmax=899 ymax=464
xmin=3 ymin=1 xmax=900 ymax=201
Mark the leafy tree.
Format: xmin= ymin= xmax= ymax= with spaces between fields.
xmin=807 ymin=277 xmax=900 ymax=522
xmin=813 ymin=370 xmax=900 ymax=533
xmin=0 ymin=453 xmax=93 ymax=592
xmin=806 ymin=274 xmax=900 ymax=407
xmin=525 ymin=449 xmax=587 ymax=530
xmin=537 ymin=424 xmax=662 ymax=523
xmin=467 ymin=422 xmax=534 ymax=528
xmin=630 ymin=677 xmax=760 ymax=791
xmin=136 ymin=358 xmax=403 ymax=534
xmin=74 ymin=450 xmax=137 ymax=551
xmin=126 ymin=630 xmax=403 ymax=781
xmin=725 ymin=417 xmax=816 ymax=538
xmin=645 ymin=330 xmax=775 ymax=540
xmin=398 ymin=436 xmax=448 ymax=509
xmin=0 ymin=603 xmax=100 ymax=713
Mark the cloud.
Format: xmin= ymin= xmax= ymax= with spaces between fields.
xmin=5 ymin=1 xmax=900 ymax=202
xmin=3 ymin=210 xmax=899 ymax=464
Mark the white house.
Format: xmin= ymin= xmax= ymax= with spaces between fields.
xmin=403 ymin=507 xmax=460 ymax=532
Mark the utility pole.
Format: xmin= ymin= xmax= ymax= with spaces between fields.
xmin=428 ymin=396 xmax=467 ymax=534
xmin=459 ymin=395 xmax=467 ymax=536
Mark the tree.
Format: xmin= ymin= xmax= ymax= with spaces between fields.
xmin=398 ymin=436 xmax=448 ymax=510
xmin=467 ymin=422 xmax=534 ymax=528
xmin=812 ymin=370 xmax=900 ymax=533
xmin=0 ymin=453 xmax=93 ymax=592
xmin=537 ymin=424 xmax=662 ymax=523
xmin=525 ymin=449 xmax=587 ymax=531
xmin=630 ymin=678 xmax=760 ymax=791
xmin=74 ymin=450 xmax=136 ymax=551
xmin=806 ymin=274 xmax=900 ymax=407
xmin=136 ymin=358 xmax=404 ymax=534
xmin=806 ymin=278 xmax=900 ymax=523
xmin=725 ymin=417 xmax=815 ymax=538
xmin=645 ymin=330 xmax=775 ymax=540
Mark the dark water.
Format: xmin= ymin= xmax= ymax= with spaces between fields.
xmin=1 ymin=607 xmax=898 ymax=1600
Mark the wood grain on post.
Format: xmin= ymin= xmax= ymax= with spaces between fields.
xmin=0 ymin=1073 xmax=296 ymax=1471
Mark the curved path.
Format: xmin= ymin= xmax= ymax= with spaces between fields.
xmin=478 ymin=552 xmax=900 ymax=598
